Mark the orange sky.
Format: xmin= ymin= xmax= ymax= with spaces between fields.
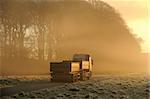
xmin=103 ymin=0 xmax=150 ymax=53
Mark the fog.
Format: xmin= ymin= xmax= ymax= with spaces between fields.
xmin=0 ymin=0 xmax=149 ymax=75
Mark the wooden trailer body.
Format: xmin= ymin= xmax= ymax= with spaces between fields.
xmin=50 ymin=61 xmax=80 ymax=82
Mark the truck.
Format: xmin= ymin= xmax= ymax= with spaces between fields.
xmin=50 ymin=54 xmax=93 ymax=82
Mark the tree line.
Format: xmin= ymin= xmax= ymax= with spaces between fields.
xmin=0 ymin=0 xmax=114 ymax=62
xmin=0 ymin=0 xmax=66 ymax=63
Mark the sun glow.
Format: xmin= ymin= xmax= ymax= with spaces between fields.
xmin=103 ymin=0 xmax=150 ymax=53
xmin=128 ymin=19 xmax=150 ymax=52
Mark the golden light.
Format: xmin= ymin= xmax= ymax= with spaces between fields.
xmin=103 ymin=0 xmax=150 ymax=53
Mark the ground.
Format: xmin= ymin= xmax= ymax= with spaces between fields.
xmin=0 ymin=74 xmax=150 ymax=99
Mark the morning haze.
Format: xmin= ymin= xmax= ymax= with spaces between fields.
xmin=0 ymin=0 xmax=148 ymax=75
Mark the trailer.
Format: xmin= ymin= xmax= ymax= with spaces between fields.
xmin=50 ymin=54 xmax=93 ymax=82
xmin=50 ymin=61 xmax=80 ymax=82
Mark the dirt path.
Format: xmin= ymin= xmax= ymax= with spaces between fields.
xmin=0 ymin=81 xmax=64 ymax=97
xmin=0 ymin=76 xmax=112 ymax=97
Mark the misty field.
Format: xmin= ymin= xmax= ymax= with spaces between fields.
xmin=1 ymin=74 xmax=150 ymax=99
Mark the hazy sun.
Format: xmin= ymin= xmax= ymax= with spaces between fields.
xmin=128 ymin=19 xmax=150 ymax=52
xmin=104 ymin=0 xmax=150 ymax=53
